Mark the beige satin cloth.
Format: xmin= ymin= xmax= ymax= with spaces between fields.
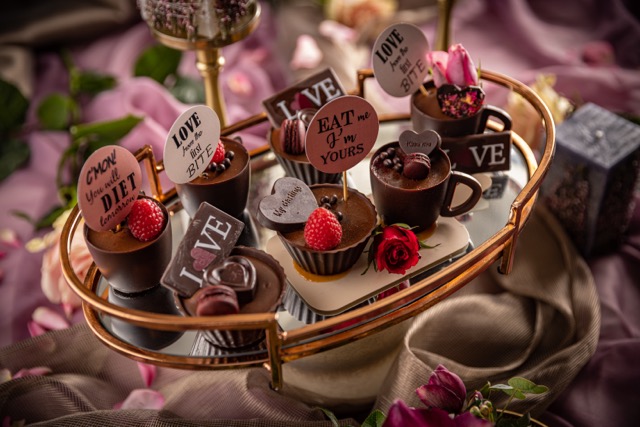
xmin=375 ymin=205 xmax=601 ymax=417
xmin=0 ymin=205 xmax=600 ymax=424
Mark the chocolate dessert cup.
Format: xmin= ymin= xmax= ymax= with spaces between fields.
xmin=278 ymin=184 xmax=377 ymax=276
xmin=177 ymin=246 xmax=287 ymax=349
xmin=108 ymin=284 xmax=184 ymax=350
xmin=84 ymin=195 xmax=172 ymax=294
xmin=411 ymin=81 xmax=512 ymax=137
xmin=268 ymin=126 xmax=341 ymax=185
xmin=175 ymin=136 xmax=250 ymax=218
xmin=370 ymin=142 xmax=482 ymax=232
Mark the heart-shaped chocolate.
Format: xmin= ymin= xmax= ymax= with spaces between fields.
xmin=191 ymin=247 xmax=217 ymax=271
xmin=437 ymin=84 xmax=485 ymax=119
xmin=257 ymin=177 xmax=317 ymax=233
xmin=399 ymin=129 xmax=440 ymax=156
xmin=204 ymin=255 xmax=257 ymax=305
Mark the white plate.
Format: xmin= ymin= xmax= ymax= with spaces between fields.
xmin=266 ymin=216 xmax=470 ymax=315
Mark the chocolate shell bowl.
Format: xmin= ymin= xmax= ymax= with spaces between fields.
xmin=278 ymin=184 xmax=377 ymax=276
xmin=108 ymin=284 xmax=184 ymax=350
xmin=177 ymin=246 xmax=287 ymax=350
xmin=370 ymin=142 xmax=482 ymax=232
xmin=175 ymin=136 xmax=250 ymax=219
xmin=268 ymin=126 xmax=341 ymax=185
xmin=83 ymin=195 xmax=172 ymax=294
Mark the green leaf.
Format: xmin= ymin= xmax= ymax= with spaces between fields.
xmin=0 ymin=79 xmax=29 ymax=133
xmin=508 ymin=377 xmax=549 ymax=395
xmin=490 ymin=384 xmax=514 ymax=391
xmin=70 ymin=115 xmax=143 ymax=144
xmin=11 ymin=210 xmax=34 ymax=225
xmin=496 ymin=411 xmax=532 ymax=427
xmin=134 ymin=44 xmax=182 ymax=84
xmin=37 ymin=93 xmax=76 ymax=130
xmin=0 ymin=138 xmax=30 ymax=182
xmin=317 ymin=408 xmax=341 ymax=427
xmin=72 ymin=70 xmax=117 ymax=96
xmin=170 ymin=75 xmax=205 ymax=104
xmin=34 ymin=205 xmax=68 ymax=230
xmin=361 ymin=409 xmax=386 ymax=427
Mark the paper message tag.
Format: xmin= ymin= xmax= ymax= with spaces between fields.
xmin=77 ymin=145 xmax=142 ymax=232
xmin=305 ymin=95 xmax=379 ymax=174
xmin=262 ymin=68 xmax=346 ymax=128
xmin=163 ymin=105 xmax=220 ymax=184
xmin=161 ymin=202 xmax=244 ymax=297
xmin=399 ymin=129 xmax=440 ymax=156
xmin=372 ymin=23 xmax=430 ymax=97
xmin=257 ymin=177 xmax=317 ymax=233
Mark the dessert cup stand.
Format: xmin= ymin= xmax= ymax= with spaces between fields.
xmin=60 ymin=69 xmax=555 ymax=391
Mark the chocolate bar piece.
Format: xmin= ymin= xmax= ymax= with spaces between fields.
xmin=161 ymin=202 xmax=244 ymax=297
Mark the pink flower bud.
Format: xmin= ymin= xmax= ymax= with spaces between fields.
xmin=446 ymin=44 xmax=478 ymax=86
xmin=426 ymin=51 xmax=449 ymax=87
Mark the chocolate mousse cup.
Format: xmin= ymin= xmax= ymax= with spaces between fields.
xmin=278 ymin=185 xmax=377 ymax=276
xmin=268 ymin=127 xmax=341 ymax=185
xmin=411 ymin=81 xmax=512 ymax=137
xmin=370 ymin=142 xmax=482 ymax=232
xmin=84 ymin=195 xmax=172 ymax=294
xmin=175 ymin=137 xmax=250 ymax=219
xmin=177 ymin=246 xmax=287 ymax=349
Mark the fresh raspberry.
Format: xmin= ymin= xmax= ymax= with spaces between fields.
xmin=127 ymin=198 xmax=166 ymax=242
xmin=304 ymin=208 xmax=342 ymax=251
xmin=210 ymin=140 xmax=226 ymax=164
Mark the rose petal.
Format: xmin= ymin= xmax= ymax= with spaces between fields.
xmin=115 ymin=389 xmax=165 ymax=410
xmin=13 ymin=366 xmax=52 ymax=379
xmin=27 ymin=321 xmax=47 ymax=338
xmin=319 ymin=20 xmax=358 ymax=44
xmin=0 ymin=369 xmax=12 ymax=384
xmin=426 ymin=51 xmax=449 ymax=87
xmin=137 ymin=362 xmax=157 ymax=388
xmin=416 ymin=365 xmax=467 ymax=414
xmin=453 ymin=412 xmax=493 ymax=427
xmin=445 ymin=44 xmax=478 ymax=86
xmin=382 ymin=399 xmax=434 ymax=427
xmin=0 ymin=229 xmax=20 ymax=248
xmin=431 ymin=365 xmax=467 ymax=400
xmin=31 ymin=307 xmax=70 ymax=331
xmin=290 ymin=35 xmax=323 ymax=70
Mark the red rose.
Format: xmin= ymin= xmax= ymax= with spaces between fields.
xmin=373 ymin=224 xmax=421 ymax=275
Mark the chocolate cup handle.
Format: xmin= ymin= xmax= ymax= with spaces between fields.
xmin=479 ymin=105 xmax=512 ymax=132
xmin=440 ymin=171 xmax=483 ymax=217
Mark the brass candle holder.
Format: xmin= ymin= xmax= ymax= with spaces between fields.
xmin=139 ymin=0 xmax=261 ymax=128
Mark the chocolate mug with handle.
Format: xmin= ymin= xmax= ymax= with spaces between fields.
xmin=411 ymin=81 xmax=512 ymax=138
xmin=370 ymin=142 xmax=483 ymax=232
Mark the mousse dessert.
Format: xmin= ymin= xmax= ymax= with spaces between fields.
xmin=257 ymin=177 xmax=377 ymax=276
xmin=84 ymin=195 xmax=172 ymax=294
xmin=175 ymin=136 xmax=250 ymax=218
xmin=268 ymin=109 xmax=342 ymax=185
xmin=180 ymin=246 xmax=287 ymax=349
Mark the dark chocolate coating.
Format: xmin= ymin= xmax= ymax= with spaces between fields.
xmin=203 ymin=255 xmax=257 ymax=305
xmin=175 ymin=137 xmax=250 ymax=219
xmin=84 ymin=195 xmax=172 ymax=293
xmin=194 ymin=285 xmax=240 ymax=316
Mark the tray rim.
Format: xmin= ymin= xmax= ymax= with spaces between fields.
xmin=60 ymin=69 xmax=555 ymax=390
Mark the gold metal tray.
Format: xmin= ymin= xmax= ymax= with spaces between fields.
xmin=60 ymin=69 xmax=555 ymax=390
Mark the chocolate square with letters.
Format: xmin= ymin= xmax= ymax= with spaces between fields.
xmin=161 ymin=202 xmax=244 ymax=297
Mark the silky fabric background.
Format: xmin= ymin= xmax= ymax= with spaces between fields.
xmin=1 ymin=0 xmax=639 ymax=425
xmin=374 ymin=205 xmax=600 ymax=418
xmin=0 ymin=204 xmax=599 ymax=424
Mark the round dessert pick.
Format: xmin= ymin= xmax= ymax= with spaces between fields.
xmin=305 ymin=95 xmax=379 ymax=201
xmin=77 ymin=145 xmax=142 ymax=232
xmin=372 ymin=22 xmax=430 ymax=98
xmin=163 ymin=105 xmax=221 ymax=184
